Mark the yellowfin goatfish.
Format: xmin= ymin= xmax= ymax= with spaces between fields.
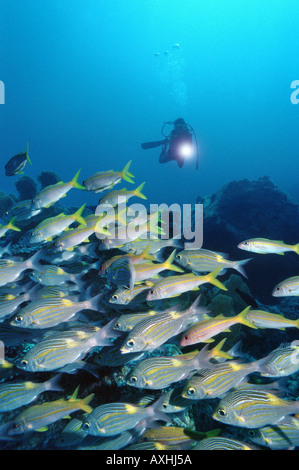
xmin=0 ymin=376 xmax=63 ymax=412
xmin=0 ymin=217 xmax=21 ymax=238
xmin=5 ymin=142 xmax=31 ymax=176
xmin=146 ymin=267 xmax=227 ymax=301
xmin=81 ymin=394 xmax=170 ymax=437
xmin=130 ymin=249 xmax=184 ymax=285
xmin=31 ymin=169 xmax=85 ymax=210
xmin=29 ymin=204 xmax=87 ymax=244
xmin=246 ymin=309 xmax=299 ymax=330
xmin=246 ymin=416 xmax=299 ymax=450
xmin=238 ymin=238 xmax=299 ymax=255
xmin=17 ymin=323 xmax=116 ymax=372
xmin=213 ymin=388 xmax=299 ymax=428
xmin=82 ymin=160 xmax=134 ymax=193
xmin=125 ymin=349 xmax=214 ymax=390
xmin=175 ymin=248 xmax=251 ymax=278
xmin=193 ymin=436 xmax=257 ymax=450
xmin=120 ymin=296 xmax=208 ymax=354
xmin=98 ymin=182 xmax=147 ymax=206
xmin=0 ymin=251 xmax=43 ymax=287
xmin=272 ymin=276 xmax=299 ymax=297
xmin=120 ymin=237 xmax=182 ymax=255
xmin=53 ymin=219 xmax=109 ymax=252
xmin=7 ymin=386 xmax=94 ymax=435
xmin=9 ymin=294 xmax=102 ymax=329
xmin=180 ymin=306 xmax=257 ymax=346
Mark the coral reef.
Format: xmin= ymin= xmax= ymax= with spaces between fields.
xmin=14 ymin=176 xmax=37 ymax=201
xmin=37 ymin=170 xmax=62 ymax=189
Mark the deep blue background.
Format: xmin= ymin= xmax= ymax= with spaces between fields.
xmin=1 ymin=0 xmax=299 ymax=209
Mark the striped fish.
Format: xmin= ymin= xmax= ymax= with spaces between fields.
xmin=238 ymin=238 xmax=299 ymax=255
xmin=181 ymin=360 xmax=262 ymax=400
xmin=103 ymin=256 xmax=134 ymax=290
xmin=53 ymin=221 xmax=109 ymax=252
xmin=82 ymin=160 xmax=134 ymax=193
xmin=246 ymin=416 xmax=299 ymax=450
xmin=213 ymin=388 xmax=299 ymax=428
xmin=17 ymin=323 xmax=115 ymax=372
xmin=9 ymin=294 xmax=101 ymax=329
xmin=175 ymin=248 xmax=251 ymax=278
xmin=119 ymin=237 xmax=182 ymax=256
xmin=125 ymin=349 xmax=214 ymax=390
xmin=257 ymin=343 xmax=299 ymax=378
xmin=246 ymin=309 xmax=299 ymax=330
xmin=146 ymin=267 xmax=227 ymax=301
xmin=81 ymin=395 xmax=170 ymax=437
xmin=142 ymin=425 xmax=197 ymax=447
xmin=120 ymin=299 xmax=207 ymax=354
xmin=5 ymin=199 xmax=41 ymax=222
xmin=109 ymin=281 xmax=154 ymax=306
xmin=30 ymin=264 xmax=85 ymax=287
xmin=193 ymin=436 xmax=257 ymax=450
xmin=0 ymin=292 xmax=30 ymax=321
xmin=0 ymin=251 xmax=42 ymax=287
xmin=0 ymin=376 xmax=63 ymax=412
xmin=158 ymin=386 xmax=194 ymax=413
xmin=272 ymin=276 xmax=299 ymax=297
xmin=56 ymin=417 xmax=88 ymax=448
xmin=180 ymin=306 xmax=257 ymax=346
xmin=7 ymin=386 xmax=94 ymax=435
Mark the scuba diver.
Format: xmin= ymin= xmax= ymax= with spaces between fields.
xmin=141 ymin=118 xmax=199 ymax=169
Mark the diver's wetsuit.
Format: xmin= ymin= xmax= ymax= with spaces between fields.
xmin=159 ymin=122 xmax=192 ymax=168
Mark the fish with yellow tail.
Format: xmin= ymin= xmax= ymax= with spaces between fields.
xmin=238 ymin=237 xmax=299 ymax=255
xmin=7 ymin=386 xmax=94 ymax=435
xmin=146 ymin=267 xmax=227 ymax=301
xmin=0 ymin=217 xmax=21 ymax=238
xmin=180 ymin=306 xmax=257 ymax=346
xmin=82 ymin=160 xmax=135 ymax=193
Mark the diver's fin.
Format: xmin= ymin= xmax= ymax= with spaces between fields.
xmin=141 ymin=140 xmax=166 ymax=150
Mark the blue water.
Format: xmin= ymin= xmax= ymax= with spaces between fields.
xmin=1 ymin=0 xmax=299 ymax=208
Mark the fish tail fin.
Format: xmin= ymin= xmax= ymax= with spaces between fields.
xmin=68 ymin=386 xmax=94 ymax=413
xmin=71 ymin=169 xmax=85 ymax=190
xmin=295 ymin=319 xmax=299 ymax=329
xmin=78 ymin=394 xmax=95 ymax=414
xmin=205 ymin=267 xmax=228 ymax=291
xmin=236 ymin=306 xmax=258 ymax=329
xmin=134 ymin=182 xmax=147 ymax=200
xmin=121 ymin=160 xmax=135 ymax=183
xmin=140 ymin=244 xmax=156 ymax=262
xmin=293 ymin=243 xmax=299 ymax=255
xmin=234 ymin=258 xmax=252 ymax=278
xmin=163 ymin=249 xmax=185 ymax=273
xmin=45 ymin=374 xmax=64 ymax=392
xmin=26 ymin=142 xmax=32 ymax=165
xmin=211 ymin=338 xmax=233 ymax=360
xmin=72 ymin=203 xmax=86 ymax=225
xmin=7 ymin=217 xmax=21 ymax=232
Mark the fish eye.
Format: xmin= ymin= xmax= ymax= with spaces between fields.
xmin=187 ymin=387 xmax=196 ymax=396
xmin=217 ymin=408 xmax=227 ymax=417
xmin=112 ymin=294 xmax=118 ymax=300
xmin=114 ymin=322 xmax=121 ymax=329
xmin=20 ymin=359 xmax=28 ymax=368
xmin=126 ymin=339 xmax=135 ymax=348
xmin=177 ymin=254 xmax=181 ymax=259
xmin=14 ymin=315 xmax=23 ymax=323
xmin=81 ymin=422 xmax=90 ymax=431
xmin=248 ymin=430 xmax=256 ymax=437
xmin=150 ymin=290 xmax=154 ymax=295
xmin=184 ymin=335 xmax=189 ymax=341
xmin=276 ymin=287 xmax=281 ymax=291
xmin=129 ymin=376 xmax=138 ymax=383
xmin=244 ymin=241 xmax=248 ymax=245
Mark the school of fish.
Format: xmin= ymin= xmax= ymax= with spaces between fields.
xmin=0 ymin=155 xmax=299 ymax=450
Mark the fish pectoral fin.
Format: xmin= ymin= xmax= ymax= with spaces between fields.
xmin=36 ymin=426 xmax=49 ymax=432
xmin=62 ymin=415 xmax=72 ymax=419
xmin=223 ymin=328 xmax=231 ymax=333
xmin=202 ymin=339 xmax=215 ymax=343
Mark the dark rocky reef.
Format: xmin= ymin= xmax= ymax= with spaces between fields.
xmin=197 ymin=176 xmax=299 ymax=304
xmin=37 ymin=170 xmax=61 ymax=189
xmin=0 ymin=191 xmax=16 ymax=218
xmin=15 ymin=176 xmax=37 ymax=201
